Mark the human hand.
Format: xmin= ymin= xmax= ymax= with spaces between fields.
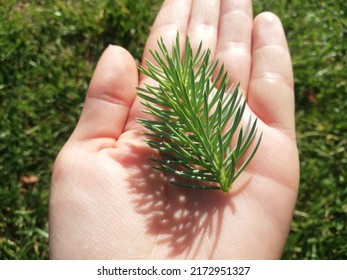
xmin=49 ymin=0 xmax=299 ymax=259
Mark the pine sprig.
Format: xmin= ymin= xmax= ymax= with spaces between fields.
xmin=137 ymin=35 xmax=262 ymax=192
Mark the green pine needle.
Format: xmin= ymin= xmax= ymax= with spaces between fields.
xmin=137 ymin=35 xmax=262 ymax=192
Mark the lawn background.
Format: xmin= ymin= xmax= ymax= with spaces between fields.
xmin=0 ymin=0 xmax=346 ymax=259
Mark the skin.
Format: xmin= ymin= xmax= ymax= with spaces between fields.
xmin=49 ymin=0 xmax=299 ymax=259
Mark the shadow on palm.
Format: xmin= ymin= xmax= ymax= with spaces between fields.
xmin=117 ymin=132 xmax=249 ymax=258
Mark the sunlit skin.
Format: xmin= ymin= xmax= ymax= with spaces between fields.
xmin=49 ymin=0 xmax=299 ymax=259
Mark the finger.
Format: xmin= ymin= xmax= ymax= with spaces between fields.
xmin=141 ymin=0 xmax=192 ymax=74
xmin=248 ymin=12 xmax=295 ymax=140
xmin=70 ymin=46 xmax=138 ymax=142
xmin=215 ymin=0 xmax=253 ymax=94
xmin=187 ymin=0 xmax=220 ymax=56
xmin=126 ymin=0 xmax=192 ymax=131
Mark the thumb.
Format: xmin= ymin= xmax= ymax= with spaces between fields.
xmin=71 ymin=45 xmax=138 ymax=142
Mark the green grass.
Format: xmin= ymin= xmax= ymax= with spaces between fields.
xmin=0 ymin=0 xmax=346 ymax=259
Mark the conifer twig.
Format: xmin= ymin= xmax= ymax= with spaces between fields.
xmin=137 ymin=35 xmax=262 ymax=192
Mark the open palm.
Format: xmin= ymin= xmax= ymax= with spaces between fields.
xmin=49 ymin=0 xmax=299 ymax=259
